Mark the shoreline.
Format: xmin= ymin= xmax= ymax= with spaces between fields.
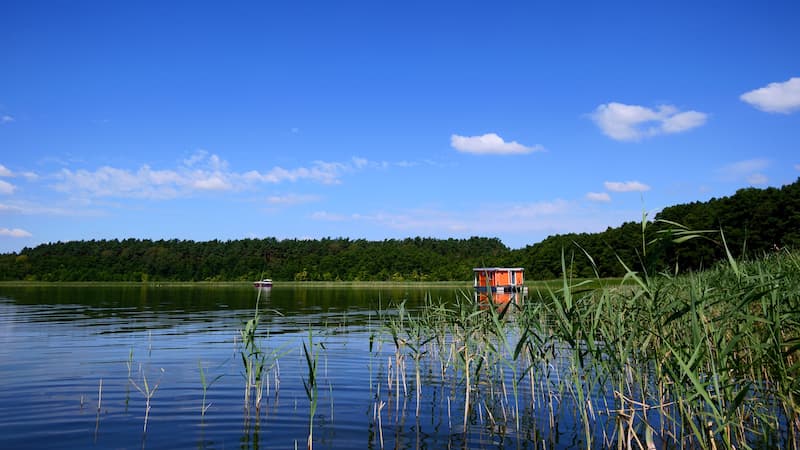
xmin=0 ymin=278 xmax=623 ymax=289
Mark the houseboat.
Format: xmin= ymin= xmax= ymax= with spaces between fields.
xmin=473 ymin=267 xmax=527 ymax=303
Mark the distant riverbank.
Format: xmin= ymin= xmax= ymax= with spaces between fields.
xmin=0 ymin=278 xmax=624 ymax=291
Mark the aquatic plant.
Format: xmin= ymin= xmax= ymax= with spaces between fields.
xmin=351 ymin=222 xmax=800 ymax=449
xmin=198 ymin=360 xmax=224 ymax=418
xmin=302 ymin=328 xmax=319 ymax=450
xmin=240 ymin=287 xmax=285 ymax=414
xmin=129 ymin=365 xmax=164 ymax=434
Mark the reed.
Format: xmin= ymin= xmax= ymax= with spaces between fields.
xmin=129 ymin=365 xmax=164 ymax=434
xmin=357 ymin=224 xmax=799 ymax=448
xmin=199 ymin=360 xmax=224 ymax=418
xmin=94 ymin=378 xmax=102 ymax=443
xmin=240 ymin=287 xmax=286 ymax=415
xmin=302 ymin=328 xmax=319 ymax=450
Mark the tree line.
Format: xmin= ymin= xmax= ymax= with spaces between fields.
xmin=1 ymin=178 xmax=798 ymax=282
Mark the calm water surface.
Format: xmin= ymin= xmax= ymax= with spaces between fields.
xmin=2 ymin=284 xmax=544 ymax=450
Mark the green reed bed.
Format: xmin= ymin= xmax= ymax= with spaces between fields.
xmin=360 ymin=246 xmax=799 ymax=449
xmin=90 ymin=242 xmax=796 ymax=449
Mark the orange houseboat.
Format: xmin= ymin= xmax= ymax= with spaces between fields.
xmin=473 ymin=267 xmax=527 ymax=303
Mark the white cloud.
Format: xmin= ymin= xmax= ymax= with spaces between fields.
xmin=746 ymin=173 xmax=768 ymax=185
xmin=0 ymin=227 xmax=31 ymax=238
xmin=506 ymin=200 xmax=571 ymax=218
xmin=604 ymin=181 xmax=651 ymax=192
xmin=795 ymin=164 xmax=800 ymax=171
xmin=243 ymin=157 xmax=369 ymax=185
xmin=451 ymin=133 xmax=544 ymax=155
xmin=0 ymin=180 xmax=16 ymax=195
xmin=55 ymin=166 xmax=184 ymax=199
xmin=244 ymin=163 xmax=343 ymax=185
xmin=192 ymin=175 xmax=230 ymax=191
xmin=52 ymin=154 xmax=379 ymax=199
xmin=0 ymin=201 xmax=102 ymax=216
xmin=310 ymin=211 xmax=348 ymax=221
xmin=183 ymin=150 xmax=209 ymax=167
xmin=586 ymin=192 xmax=611 ymax=202
xmin=0 ymin=165 xmax=38 ymax=182
xmin=1 ymin=115 xmax=14 ymax=124
xmin=717 ymin=159 xmax=770 ymax=182
xmin=722 ymin=159 xmax=769 ymax=173
xmin=740 ymin=77 xmax=800 ymax=114
xmin=267 ymin=194 xmax=320 ymax=205
xmin=661 ymin=111 xmax=708 ymax=134
xmin=590 ymin=102 xmax=707 ymax=141
xmin=320 ymin=200 xmax=572 ymax=235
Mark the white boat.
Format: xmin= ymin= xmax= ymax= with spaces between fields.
xmin=253 ymin=278 xmax=273 ymax=288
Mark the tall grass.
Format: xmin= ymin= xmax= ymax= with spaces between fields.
xmin=364 ymin=227 xmax=799 ymax=448
xmin=302 ymin=328 xmax=319 ymax=450
xmin=240 ymin=287 xmax=285 ymax=416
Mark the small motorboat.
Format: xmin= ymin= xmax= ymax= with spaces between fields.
xmin=253 ymin=278 xmax=273 ymax=288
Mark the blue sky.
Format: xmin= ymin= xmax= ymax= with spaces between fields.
xmin=1 ymin=1 xmax=799 ymax=253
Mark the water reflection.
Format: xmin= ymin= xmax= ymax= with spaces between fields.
xmin=0 ymin=284 xmax=459 ymax=329
xmin=0 ymin=284 xmax=474 ymax=450
xmin=0 ymin=284 xmax=613 ymax=450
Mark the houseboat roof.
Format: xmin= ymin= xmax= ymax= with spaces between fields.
xmin=472 ymin=267 xmax=524 ymax=272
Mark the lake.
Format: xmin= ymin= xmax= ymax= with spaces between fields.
xmin=0 ymin=284 xmax=571 ymax=450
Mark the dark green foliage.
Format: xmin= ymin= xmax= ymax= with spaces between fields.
xmin=1 ymin=178 xmax=798 ymax=281
xmin=0 ymin=236 xmax=508 ymax=282
xmin=516 ymin=178 xmax=800 ymax=279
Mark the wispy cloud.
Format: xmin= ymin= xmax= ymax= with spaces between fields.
xmin=0 ymin=165 xmax=37 ymax=183
xmin=267 ymin=193 xmax=320 ymax=205
xmin=0 ymin=201 xmax=103 ymax=216
xmin=243 ymin=157 xmax=370 ymax=185
xmin=0 ymin=227 xmax=31 ymax=238
xmin=586 ymin=192 xmax=611 ymax=202
xmin=1 ymin=115 xmax=14 ymax=124
xmin=590 ymin=102 xmax=707 ymax=141
xmin=55 ymin=165 xmax=185 ymax=199
xmin=0 ymin=180 xmax=16 ymax=195
xmin=746 ymin=173 xmax=768 ymax=185
xmin=314 ymin=200 xmax=574 ymax=236
xmin=52 ymin=152 xmax=377 ymax=199
xmin=451 ymin=133 xmax=545 ymax=155
xmin=604 ymin=181 xmax=651 ymax=192
xmin=740 ymin=77 xmax=800 ymax=114
xmin=717 ymin=159 xmax=770 ymax=184
xmin=505 ymin=200 xmax=571 ymax=218
xmin=310 ymin=211 xmax=348 ymax=221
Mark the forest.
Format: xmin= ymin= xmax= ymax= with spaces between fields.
xmin=1 ymin=178 xmax=798 ymax=282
